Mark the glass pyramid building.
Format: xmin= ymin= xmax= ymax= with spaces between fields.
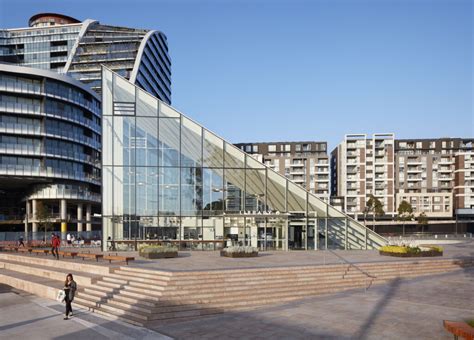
xmin=101 ymin=67 xmax=387 ymax=251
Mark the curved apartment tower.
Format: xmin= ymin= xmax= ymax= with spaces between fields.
xmin=0 ymin=63 xmax=101 ymax=236
xmin=0 ymin=13 xmax=171 ymax=103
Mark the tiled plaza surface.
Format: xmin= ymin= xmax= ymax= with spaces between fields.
xmin=0 ymin=284 xmax=170 ymax=340
xmin=152 ymin=268 xmax=474 ymax=339
xmin=29 ymin=240 xmax=474 ymax=272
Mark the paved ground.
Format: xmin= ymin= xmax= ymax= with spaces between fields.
xmin=152 ymin=268 xmax=474 ymax=339
xmin=0 ymin=284 xmax=170 ymax=340
xmin=9 ymin=240 xmax=473 ymax=272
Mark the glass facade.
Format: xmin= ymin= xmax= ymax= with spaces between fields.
xmin=102 ymin=67 xmax=387 ymax=251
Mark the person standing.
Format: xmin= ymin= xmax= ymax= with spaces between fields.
xmin=62 ymin=273 xmax=77 ymax=320
xmin=51 ymin=234 xmax=60 ymax=260
xmin=18 ymin=236 xmax=25 ymax=248
xmin=66 ymin=233 xmax=72 ymax=246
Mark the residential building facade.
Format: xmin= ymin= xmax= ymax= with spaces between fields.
xmin=332 ymin=135 xmax=474 ymax=230
xmin=331 ymin=133 xmax=395 ymax=217
xmin=234 ymin=142 xmax=330 ymax=202
xmin=0 ymin=13 xmax=172 ymax=237
xmin=0 ymin=63 xmax=101 ymax=235
xmin=0 ymin=12 xmax=171 ymax=103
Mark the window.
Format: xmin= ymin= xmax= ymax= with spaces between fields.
xmin=268 ymin=145 xmax=276 ymax=152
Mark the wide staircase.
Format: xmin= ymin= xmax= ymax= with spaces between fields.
xmin=0 ymin=253 xmax=473 ymax=327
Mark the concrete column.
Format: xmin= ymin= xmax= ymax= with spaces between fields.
xmin=32 ymin=199 xmax=38 ymax=235
xmin=24 ymin=200 xmax=30 ymax=238
xmin=60 ymin=199 xmax=67 ymax=239
xmin=86 ymin=204 xmax=92 ymax=232
xmin=77 ymin=203 xmax=83 ymax=233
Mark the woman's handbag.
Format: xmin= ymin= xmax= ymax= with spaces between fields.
xmin=56 ymin=290 xmax=66 ymax=303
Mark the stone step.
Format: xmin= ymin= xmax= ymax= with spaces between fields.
xmin=112 ymin=269 xmax=172 ymax=282
xmin=167 ymin=263 xmax=469 ymax=283
xmin=74 ymin=300 xmax=147 ymax=327
xmin=74 ymin=296 xmax=150 ymax=321
xmin=105 ymin=272 xmax=169 ymax=286
xmin=117 ymin=266 xmax=173 ymax=277
xmin=0 ymin=253 xmax=111 ymax=276
xmin=0 ymin=259 xmax=98 ymax=286
xmin=102 ymin=276 xmax=129 ymax=285
xmin=164 ymin=265 xmax=464 ymax=289
xmin=96 ymin=280 xmax=123 ymax=289
xmin=166 ymin=263 xmax=465 ymax=282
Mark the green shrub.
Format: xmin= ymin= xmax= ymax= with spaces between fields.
xmin=466 ymin=319 xmax=474 ymax=328
xmin=222 ymin=246 xmax=258 ymax=254
xmin=139 ymin=245 xmax=177 ymax=254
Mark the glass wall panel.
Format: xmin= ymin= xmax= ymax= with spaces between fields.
xmin=246 ymin=216 xmax=264 ymax=248
xmin=159 ymin=167 xmax=179 ymax=215
xmin=113 ymin=116 xmax=135 ymax=166
xmin=136 ymin=167 xmax=158 ymax=216
xmin=181 ymin=167 xmax=203 ymax=216
xmin=159 ymin=102 xmax=180 ymax=118
xmin=224 ymin=142 xmax=245 ymax=168
xmin=203 ymin=168 xmax=224 ymax=215
xmin=158 ymin=216 xmax=180 ymax=240
xmin=203 ymin=130 xmax=224 ymax=168
xmin=308 ymin=194 xmax=328 ymax=217
xmin=224 ymin=216 xmax=245 ymax=246
xmin=113 ymin=167 xmax=135 ymax=216
xmin=266 ymin=170 xmax=287 ymax=213
xmin=203 ymin=216 xmax=224 ymax=243
xmin=103 ymin=166 xmax=113 ymax=216
xmin=103 ymin=116 xmax=113 ymax=166
xmin=288 ymin=215 xmax=306 ymax=250
xmin=136 ymin=88 xmax=158 ymax=117
xmin=266 ymin=217 xmax=287 ymax=250
xmin=245 ymin=168 xmax=266 ymax=212
xmin=287 ymin=181 xmax=307 ymax=212
xmin=181 ymin=117 xmax=202 ymax=167
xmin=135 ymin=117 xmax=158 ymax=166
xmin=113 ymin=74 xmax=135 ymax=103
xmin=159 ymin=118 xmax=180 ymax=166
xmin=182 ymin=216 xmax=202 ymax=241
xmin=102 ymin=68 xmax=113 ymax=116
xmin=224 ymin=168 xmax=244 ymax=212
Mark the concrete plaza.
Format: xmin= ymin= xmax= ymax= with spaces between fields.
xmin=152 ymin=267 xmax=474 ymax=339
xmin=0 ymin=266 xmax=473 ymax=339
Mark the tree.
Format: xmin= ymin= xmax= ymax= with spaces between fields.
xmin=397 ymin=200 xmax=414 ymax=236
xmin=364 ymin=195 xmax=385 ymax=233
xmin=36 ymin=202 xmax=52 ymax=239
xmin=417 ymin=212 xmax=429 ymax=234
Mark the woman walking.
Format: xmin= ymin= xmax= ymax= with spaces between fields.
xmin=63 ymin=273 xmax=77 ymax=320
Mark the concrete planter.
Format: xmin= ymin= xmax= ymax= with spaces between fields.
xmin=139 ymin=251 xmax=178 ymax=259
xmin=379 ymin=250 xmax=443 ymax=257
xmin=220 ymin=251 xmax=258 ymax=258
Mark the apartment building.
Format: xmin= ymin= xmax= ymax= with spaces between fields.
xmin=331 ymin=134 xmax=395 ymax=217
xmin=454 ymin=150 xmax=474 ymax=214
xmin=332 ymin=135 xmax=474 ymax=227
xmin=234 ymin=142 xmax=330 ymax=202
xmin=395 ymin=138 xmax=473 ymax=218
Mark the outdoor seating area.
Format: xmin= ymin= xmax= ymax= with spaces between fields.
xmin=0 ymin=246 xmax=134 ymax=265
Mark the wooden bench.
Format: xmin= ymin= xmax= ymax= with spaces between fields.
xmin=58 ymin=251 xmax=78 ymax=259
xmin=444 ymin=320 xmax=474 ymax=340
xmin=31 ymin=249 xmax=49 ymax=256
xmin=103 ymin=255 xmax=135 ymax=265
xmin=4 ymin=246 xmax=18 ymax=252
xmin=77 ymin=253 xmax=103 ymax=262
xmin=17 ymin=248 xmax=32 ymax=254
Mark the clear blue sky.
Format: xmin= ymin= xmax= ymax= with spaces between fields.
xmin=1 ymin=0 xmax=472 ymax=151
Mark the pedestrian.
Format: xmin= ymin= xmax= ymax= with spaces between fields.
xmin=62 ymin=273 xmax=77 ymax=320
xmin=66 ymin=233 xmax=72 ymax=246
xmin=18 ymin=236 xmax=25 ymax=248
xmin=71 ymin=234 xmax=76 ymax=247
xmin=51 ymin=234 xmax=60 ymax=260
